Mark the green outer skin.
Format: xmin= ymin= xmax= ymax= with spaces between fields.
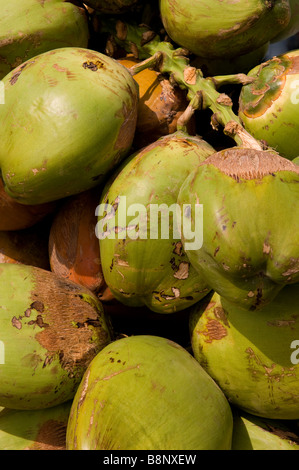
xmin=0 ymin=47 xmax=138 ymax=205
xmin=271 ymin=0 xmax=299 ymax=42
xmin=0 ymin=263 xmax=111 ymax=410
xmin=0 ymin=401 xmax=72 ymax=450
xmin=0 ymin=0 xmax=89 ymax=79
xmin=66 ymin=335 xmax=233 ymax=450
xmin=190 ymin=284 xmax=299 ymax=419
xmin=232 ymin=410 xmax=299 ymax=450
xmin=98 ymin=132 xmax=214 ymax=314
xmin=239 ymin=50 xmax=299 ymax=160
xmin=177 ymin=149 xmax=299 ymax=310
xmin=83 ymin=0 xmax=138 ymax=13
xmin=293 ymin=156 xmax=299 ymax=165
xmin=159 ymin=0 xmax=290 ymax=60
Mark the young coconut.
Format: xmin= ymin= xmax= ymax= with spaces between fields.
xmin=66 ymin=335 xmax=233 ymax=450
xmin=177 ymin=147 xmax=299 ymax=310
xmin=0 ymin=0 xmax=89 ymax=79
xmin=105 ymin=16 xmax=298 ymax=312
xmin=189 ymin=283 xmax=299 ymax=420
xmin=0 ymin=217 xmax=51 ymax=270
xmin=270 ymin=0 xmax=299 ymax=42
xmin=0 ymin=401 xmax=72 ymax=450
xmin=159 ymin=0 xmax=292 ymax=61
xmin=239 ymin=50 xmax=299 ymax=160
xmin=231 ymin=409 xmax=299 ymax=450
xmin=0 ymin=263 xmax=111 ymax=410
xmin=0 ymin=178 xmax=57 ymax=232
xmin=49 ymin=187 xmax=109 ymax=299
xmin=0 ymin=47 xmax=139 ymax=205
xmin=98 ymin=131 xmax=214 ymax=314
xmin=119 ymin=57 xmax=194 ymax=149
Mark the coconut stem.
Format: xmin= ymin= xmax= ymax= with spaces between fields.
xmin=223 ymin=122 xmax=264 ymax=150
xmin=103 ymin=19 xmax=263 ymax=149
xmin=210 ymin=74 xmax=256 ymax=88
xmin=176 ymin=92 xmax=203 ymax=133
xmin=129 ymin=52 xmax=163 ymax=75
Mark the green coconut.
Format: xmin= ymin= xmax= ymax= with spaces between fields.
xmin=239 ymin=50 xmax=299 ymax=160
xmin=177 ymin=147 xmax=299 ymax=310
xmin=190 ymin=284 xmax=299 ymax=419
xmin=232 ymin=409 xmax=299 ymax=450
xmin=0 ymin=263 xmax=111 ymax=410
xmin=0 ymin=47 xmax=138 ymax=205
xmin=271 ymin=0 xmax=299 ymax=42
xmin=0 ymin=0 xmax=89 ymax=80
xmin=66 ymin=335 xmax=233 ymax=450
xmin=159 ymin=0 xmax=291 ymax=61
xmin=98 ymin=131 xmax=214 ymax=314
xmin=0 ymin=401 xmax=72 ymax=450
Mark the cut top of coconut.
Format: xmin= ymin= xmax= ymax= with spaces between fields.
xmin=199 ymin=147 xmax=299 ymax=181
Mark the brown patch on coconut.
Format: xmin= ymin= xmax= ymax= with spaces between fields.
xmin=200 ymin=147 xmax=299 ymax=180
xmin=204 ymin=318 xmax=228 ymax=342
xmin=9 ymin=60 xmax=36 ymax=85
xmin=26 ymin=420 xmax=67 ymax=450
xmin=288 ymin=54 xmax=299 ymax=74
xmin=25 ymin=269 xmax=111 ymax=378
